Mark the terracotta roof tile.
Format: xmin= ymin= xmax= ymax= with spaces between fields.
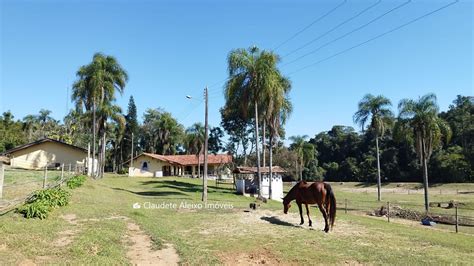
xmin=137 ymin=153 xmax=232 ymax=166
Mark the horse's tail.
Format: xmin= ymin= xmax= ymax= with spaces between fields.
xmin=325 ymin=183 xmax=336 ymax=229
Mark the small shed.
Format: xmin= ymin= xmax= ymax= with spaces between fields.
xmin=233 ymin=166 xmax=286 ymax=200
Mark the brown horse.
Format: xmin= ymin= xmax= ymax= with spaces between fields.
xmin=283 ymin=181 xmax=336 ymax=232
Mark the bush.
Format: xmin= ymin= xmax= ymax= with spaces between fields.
xmin=17 ymin=201 xmax=51 ymax=219
xmin=67 ymin=175 xmax=87 ymax=189
xmin=34 ymin=188 xmax=71 ymax=207
xmin=17 ymin=188 xmax=70 ymax=219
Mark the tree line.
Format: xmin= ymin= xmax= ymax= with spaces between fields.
xmin=1 ymin=51 xmax=472 ymax=191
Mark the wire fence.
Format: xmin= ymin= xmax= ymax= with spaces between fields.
xmin=0 ymin=159 xmax=86 ymax=215
xmin=340 ymin=198 xmax=474 ymax=234
xmin=283 ymin=182 xmax=474 ymax=234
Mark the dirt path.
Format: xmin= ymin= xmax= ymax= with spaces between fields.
xmin=54 ymin=213 xmax=180 ymax=265
xmin=125 ymin=222 xmax=180 ymax=266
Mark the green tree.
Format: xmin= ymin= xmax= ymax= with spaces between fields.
xmin=209 ymin=127 xmax=224 ymax=154
xmin=289 ymin=135 xmax=314 ymax=181
xmin=353 ymin=94 xmax=393 ymax=201
xmin=224 ymin=46 xmax=286 ymax=197
xmin=265 ymin=76 xmax=292 ymax=198
xmin=72 ymin=53 xmax=128 ymax=178
xmin=185 ymin=123 xmax=205 ymax=177
xmin=396 ymin=93 xmax=452 ymax=211
xmin=122 ymin=96 xmax=139 ymax=170
xmin=140 ymin=108 xmax=184 ymax=155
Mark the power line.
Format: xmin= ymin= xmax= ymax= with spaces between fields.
xmin=283 ymin=0 xmax=412 ymax=67
xmin=282 ymin=0 xmax=382 ymax=58
xmin=273 ymin=0 xmax=348 ymax=51
xmin=287 ymin=0 xmax=459 ymax=76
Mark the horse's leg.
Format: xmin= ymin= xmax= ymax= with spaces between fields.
xmin=297 ymin=202 xmax=304 ymax=225
xmin=305 ymin=203 xmax=312 ymax=227
xmin=318 ymin=203 xmax=329 ymax=232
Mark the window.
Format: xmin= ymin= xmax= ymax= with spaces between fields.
xmin=142 ymin=161 xmax=149 ymax=171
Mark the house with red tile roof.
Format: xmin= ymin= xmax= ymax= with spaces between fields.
xmin=128 ymin=152 xmax=232 ymax=178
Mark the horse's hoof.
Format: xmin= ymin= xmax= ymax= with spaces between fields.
xmin=299 ymin=222 xmax=304 ymax=225
xmin=324 ymin=228 xmax=329 ymax=233
xmin=309 ymin=222 xmax=312 ymax=227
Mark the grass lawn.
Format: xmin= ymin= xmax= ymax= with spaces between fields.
xmin=1 ymin=168 xmax=66 ymax=203
xmin=0 ymin=175 xmax=473 ymax=265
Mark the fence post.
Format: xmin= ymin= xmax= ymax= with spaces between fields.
xmin=43 ymin=165 xmax=48 ymax=189
xmin=60 ymin=164 xmax=64 ymax=186
xmin=69 ymin=163 xmax=71 ymax=174
xmin=0 ymin=162 xmax=4 ymax=199
xmin=387 ymin=201 xmax=390 ymax=223
xmin=345 ymin=199 xmax=347 ymax=214
xmin=455 ymin=205 xmax=458 ymax=233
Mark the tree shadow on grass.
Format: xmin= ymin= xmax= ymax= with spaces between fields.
xmin=140 ymin=180 xmax=236 ymax=194
xmin=111 ymin=187 xmax=189 ymax=198
xmin=260 ymin=216 xmax=301 ymax=228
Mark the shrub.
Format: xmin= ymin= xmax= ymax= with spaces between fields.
xmin=34 ymin=188 xmax=71 ymax=207
xmin=17 ymin=200 xmax=51 ymax=219
xmin=17 ymin=188 xmax=70 ymax=219
xmin=67 ymin=175 xmax=87 ymax=189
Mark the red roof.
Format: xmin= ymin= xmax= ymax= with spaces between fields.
xmin=136 ymin=153 xmax=232 ymax=166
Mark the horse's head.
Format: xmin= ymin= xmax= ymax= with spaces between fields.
xmin=282 ymin=198 xmax=291 ymax=214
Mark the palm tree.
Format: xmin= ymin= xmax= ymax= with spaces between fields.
xmin=289 ymin=135 xmax=314 ymax=181
xmin=22 ymin=115 xmax=38 ymax=142
xmin=353 ymin=94 xmax=393 ymax=201
xmin=36 ymin=109 xmax=53 ymax=137
xmin=224 ymin=46 xmax=285 ymax=197
xmin=185 ymin=123 xmax=205 ymax=177
xmin=266 ymin=77 xmax=292 ymax=199
xmin=396 ymin=93 xmax=451 ymax=211
xmin=72 ymin=53 xmax=128 ymax=178
xmin=96 ymin=103 xmax=125 ymax=178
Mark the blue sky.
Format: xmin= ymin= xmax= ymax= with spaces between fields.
xmin=1 ymin=0 xmax=472 ymax=140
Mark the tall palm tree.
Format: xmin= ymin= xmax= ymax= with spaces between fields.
xmin=224 ymin=46 xmax=285 ymax=197
xmin=72 ymin=53 xmax=128 ymax=178
xmin=289 ymin=135 xmax=313 ymax=181
xmin=96 ymin=103 xmax=125 ymax=178
xmin=396 ymin=93 xmax=451 ymax=211
xmin=266 ymin=77 xmax=292 ymax=199
xmin=353 ymin=94 xmax=393 ymax=201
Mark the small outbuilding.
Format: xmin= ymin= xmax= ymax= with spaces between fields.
xmin=2 ymin=138 xmax=89 ymax=170
xmin=233 ymin=166 xmax=286 ymax=200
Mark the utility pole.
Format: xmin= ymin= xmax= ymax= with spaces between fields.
xmin=202 ymin=86 xmax=209 ymax=202
xmin=131 ymin=132 xmax=134 ymax=168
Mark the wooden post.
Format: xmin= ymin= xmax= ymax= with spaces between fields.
xmin=344 ymin=199 xmax=347 ymax=214
xmin=0 ymin=162 xmax=4 ymax=199
xmin=202 ymin=86 xmax=209 ymax=202
xmin=69 ymin=163 xmax=71 ymax=174
xmin=43 ymin=165 xmax=48 ymax=189
xmin=387 ymin=201 xmax=390 ymax=223
xmin=60 ymin=164 xmax=64 ymax=186
xmin=455 ymin=205 xmax=458 ymax=233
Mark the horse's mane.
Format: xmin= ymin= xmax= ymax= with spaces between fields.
xmin=283 ymin=181 xmax=306 ymax=202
